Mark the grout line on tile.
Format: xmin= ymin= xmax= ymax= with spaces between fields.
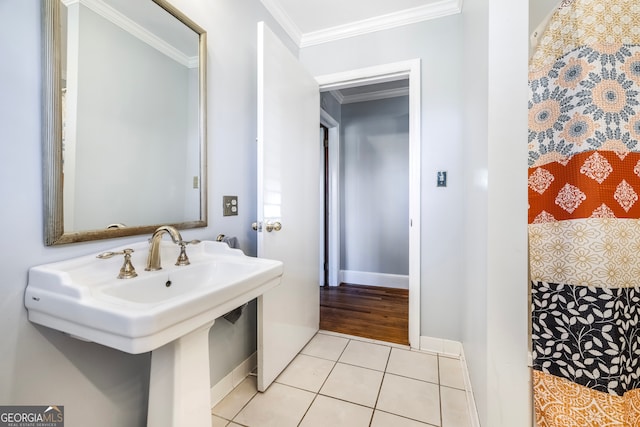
xmin=443 ymin=384 xmax=467 ymax=391
xmin=315 ymin=392 xmax=382 ymax=411
xmin=319 ymin=329 xmax=411 ymax=350
xmin=224 ymin=383 xmax=259 ymax=425
xmin=383 ymin=344 xmax=392 ymax=372
xmin=438 ymin=353 xmax=463 ymax=360
xmin=375 ymin=408 xmax=440 ymax=427
xmin=371 ymin=371 xmax=386 ymax=419
xmin=338 ymin=360 xmax=387 ymax=372
xmin=297 ymin=392 xmax=320 ymax=427
xmin=384 ymin=371 xmax=440 ymax=387
xmin=317 ymin=360 xmax=384 ymax=406
xmin=441 ymin=384 xmax=469 ymax=393
xmin=308 ymin=344 xmax=345 ymax=402
xmin=438 ymin=355 xmax=467 ymax=391
xmin=337 ymin=338 xmax=350 ymax=359
xmin=337 ymin=341 xmax=392 ymax=372
xmin=439 ymin=354 xmax=444 ymax=427
xmin=368 ymin=345 xmax=392 ymax=425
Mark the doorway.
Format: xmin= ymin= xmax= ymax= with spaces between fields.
xmin=316 ymin=59 xmax=421 ymax=348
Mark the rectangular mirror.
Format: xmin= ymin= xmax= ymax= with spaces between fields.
xmin=43 ymin=0 xmax=207 ymax=245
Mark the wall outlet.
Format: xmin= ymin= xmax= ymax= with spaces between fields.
xmin=223 ymin=196 xmax=238 ymax=216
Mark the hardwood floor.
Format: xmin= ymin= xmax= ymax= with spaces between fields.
xmin=319 ymin=283 xmax=409 ymax=346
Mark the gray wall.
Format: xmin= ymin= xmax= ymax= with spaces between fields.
xmin=340 ymin=97 xmax=409 ymax=276
xmin=528 ymin=0 xmax=559 ymax=56
xmin=529 ymin=0 xmax=559 ymax=33
xmin=301 ymin=16 xmax=465 ymax=341
xmin=73 ymin=4 xmax=191 ymax=229
xmin=0 ymin=1 xmax=295 ymax=425
xmin=320 ymin=92 xmax=341 ymax=121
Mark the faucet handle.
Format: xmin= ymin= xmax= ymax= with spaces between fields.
xmin=97 ymin=248 xmax=138 ymax=279
xmin=182 ymin=239 xmax=202 ymax=245
xmin=175 ymin=240 xmax=201 ymax=266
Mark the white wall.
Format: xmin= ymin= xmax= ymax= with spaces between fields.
xmin=485 ymin=0 xmax=529 ymax=421
xmin=461 ymin=0 xmax=489 ymax=420
xmin=340 ymin=97 xmax=409 ymax=276
xmin=301 ymin=16 xmax=466 ymax=341
xmin=461 ymin=0 xmax=530 ymax=425
xmin=0 ymin=1 xmax=295 ymax=425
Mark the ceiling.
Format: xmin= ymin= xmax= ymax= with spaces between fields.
xmin=260 ymin=0 xmax=463 ymax=47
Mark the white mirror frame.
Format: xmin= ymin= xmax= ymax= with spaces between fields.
xmin=42 ymin=0 xmax=207 ymax=245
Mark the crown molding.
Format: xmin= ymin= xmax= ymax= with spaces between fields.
xmin=63 ymin=0 xmax=197 ymax=67
xmin=300 ymin=0 xmax=463 ymax=48
xmin=259 ymin=0 xmax=302 ymax=47
xmin=328 ymin=90 xmax=344 ymax=104
xmin=340 ymin=87 xmax=410 ymax=104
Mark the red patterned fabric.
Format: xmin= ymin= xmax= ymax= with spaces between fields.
xmin=529 ymin=151 xmax=640 ymax=223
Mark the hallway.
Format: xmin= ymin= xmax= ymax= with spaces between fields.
xmin=320 ymin=284 xmax=409 ymax=345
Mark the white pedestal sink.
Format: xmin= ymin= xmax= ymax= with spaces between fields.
xmin=148 ymin=321 xmax=215 ymax=427
xmin=25 ymin=241 xmax=283 ymax=427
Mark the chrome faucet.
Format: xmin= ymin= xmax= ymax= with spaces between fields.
xmin=145 ymin=225 xmax=183 ymax=271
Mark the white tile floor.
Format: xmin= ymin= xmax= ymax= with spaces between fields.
xmin=212 ymin=331 xmax=473 ymax=427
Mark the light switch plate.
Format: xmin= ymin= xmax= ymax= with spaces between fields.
xmin=223 ymin=196 xmax=238 ymax=216
xmin=437 ymin=171 xmax=447 ymax=187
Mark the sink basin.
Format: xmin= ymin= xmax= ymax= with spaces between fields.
xmin=98 ymin=260 xmax=262 ymax=304
xmin=25 ymin=240 xmax=283 ymax=354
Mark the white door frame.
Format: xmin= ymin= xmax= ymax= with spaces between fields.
xmin=320 ymin=109 xmax=340 ymax=287
xmin=316 ymin=59 xmax=421 ymax=349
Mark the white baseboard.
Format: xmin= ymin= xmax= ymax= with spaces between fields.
xmin=210 ymin=352 xmax=257 ymax=408
xmin=419 ymin=335 xmax=462 ymax=357
xmin=459 ymin=347 xmax=481 ymax=427
xmin=419 ymin=336 xmax=480 ymax=427
xmin=339 ymin=270 xmax=409 ymax=289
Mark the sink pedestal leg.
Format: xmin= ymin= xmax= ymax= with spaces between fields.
xmin=147 ymin=321 xmax=215 ymax=427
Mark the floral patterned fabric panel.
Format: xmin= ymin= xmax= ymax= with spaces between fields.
xmin=529 ymin=219 xmax=640 ymax=288
xmin=529 ymin=0 xmax=640 ymax=79
xmin=532 ymin=281 xmax=640 ymax=396
xmin=533 ymin=370 xmax=640 ymax=427
xmin=529 ymin=43 xmax=640 ymax=168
